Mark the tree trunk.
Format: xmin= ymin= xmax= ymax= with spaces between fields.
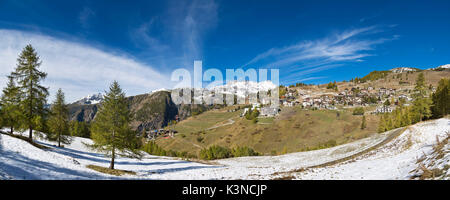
xmin=110 ymin=146 xmax=115 ymax=169
xmin=58 ymin=133 xmax=61 ymax=147
xmin=109 ymin=130 xmax=115 ymax=169
xmin=10 ymin=127 xmax=13 ymax=135
xmin=29 ymin=79 xmax=33 ymax=140
xmin=29 ymin=127 xmax=32 ymax=140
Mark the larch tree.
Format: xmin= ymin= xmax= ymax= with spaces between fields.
xmin=385 ymin=114 xmax=393 ymax=130
xmin=377 ymin=115 xmax=386 ymax=133
xmin=401 ymin=107 xmax=411 ymax=127
xmin=47 ymin=89 xmax=71 ymax=147
xmin=393 ymin=109 xmax=402 ymax=128
xmin=411 ymin=72 xmax=432 ymax=122
xmin=431 ymin=78 xmax=449 ymax=118
xmin=360 ymin=115 xmax=366 ymax=130
xmin=90 ymin=81 xmax=141 ymax=169
xmin=11 ymin=44 xmax=49 ymax=140
xmin=0 ymin=75 xmax=21 ymax=134
xmin=69 ymin=121 xmax=91 ymax=138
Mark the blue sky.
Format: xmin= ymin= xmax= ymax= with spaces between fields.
xmin=0 ymin=0 xmax=449 ymax=101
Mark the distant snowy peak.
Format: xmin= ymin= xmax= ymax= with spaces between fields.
xmin=150 ymin=88 xmax=169 ymax=93
xmin=208 ymin=81 xmax=277 ymax=99
xmin=438 ymin=64 xmax=450 ymax=69
xmin=213 ymin=80 xmax=277 ymax=91
xmin=173 ymin=81 xmax=277 ymax=92
xmin=431 ymin=64 xmax=450 ymax=70
xmin=74 ymin=93 xmax=104 ymax=105
xmin=390 ymin=64 xmax=449 ymax=72
xmin=389 ymin=67 xmax=418 ymax=73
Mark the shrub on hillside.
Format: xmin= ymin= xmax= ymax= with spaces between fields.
xmin=245 ymin=108 xmax=260 ymax=121
xmin=231 ymin=146 xmax=260 ymax=157
xmin=359 ymin=70 xmax=391 ymax=83
xmin=199 ymin=145 xmax=232 ymax=160
xmin=142 ymin=141 xmax=196 ymax=159
xmin=198 ymin=145 xmax=261 ymax=160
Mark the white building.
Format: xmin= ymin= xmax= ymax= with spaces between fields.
xmin=373 ymin=106 xmax=394 ymax=114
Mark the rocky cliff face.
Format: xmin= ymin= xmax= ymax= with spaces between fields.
xmin=68 ymin=91 xmax=213 ymax=131
xmin=68 ymin=104 xmax=98 ymax=122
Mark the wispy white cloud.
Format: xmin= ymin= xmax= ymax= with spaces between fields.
xmin=79 ymin=7 xmax=95 ymax=29
xmin=246 ymin=26 xmax=391 ymax=67
xmin=244 ymin=26 xmax=396 ymax=83
xmin=130 ymin=0 xmax=218 ymax=69
xmin=179 ymin=0 xmax=218 ymax=64
xmin=283 ymin=76 xmax=328 ymax=85
xmin=0 ymin=29 xmax=170 ymax=102
xmin=283 ymin=64 xmax=343 ymax=83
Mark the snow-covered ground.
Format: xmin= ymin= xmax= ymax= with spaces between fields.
xmin=0 ymin=118 xmax=448 ymax=180
xmin=292 ymin=118 xmax=450 ymax=180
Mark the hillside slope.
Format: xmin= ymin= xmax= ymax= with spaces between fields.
xmin=290 ymin=118 xmax=450 ymax=180
xmin=156 ymin=107 xmax=380 ymax=155
xmin=1 ymin=118 xmax=448 ymax=180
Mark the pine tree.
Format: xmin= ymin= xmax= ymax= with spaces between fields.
xmin=377 ymin=115 xmax=386 ymax=133
xmin=411 ymin=72 xmax=432 ymax=122
xmin=401 ymin=107 xmax=411 ymax=127
xmin=414 ymin=73 xmax=426 ymax=96
xmin=361 ymin=115 xmax=366 ymax=130
xmin=385 ymin=114 xmax=393 ymax=131
xmin=90 ymin=81 xmax=141 ymax=169
xmin=47 ymin=89 xmax=71 ymax=147
xmin=431 ymin=78 xmax=449 ymax=118
xmin=384 ymin=99 xmax=391 ymax=107
xmin=393 ymin=109 xmax=402 ymax=128
xmin=69 ymin=121 xmax=91 ymax=138
xmin=10 ymin=44 xmax=49 ymax=140
xmin=0 ymin=76 xmax=21 ymax=134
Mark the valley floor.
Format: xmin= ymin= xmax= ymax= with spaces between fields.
xmin=0 ymin=118 xmax=448 ymax=180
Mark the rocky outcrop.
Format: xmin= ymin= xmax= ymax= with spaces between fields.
xmin=68 ymin=104 xmax=98 ymax=122
xmin=68 ymin=91 xmax=214 ymax=131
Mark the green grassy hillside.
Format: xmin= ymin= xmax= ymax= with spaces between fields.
xmin=156 ymin=106 xmax=379 ymax=156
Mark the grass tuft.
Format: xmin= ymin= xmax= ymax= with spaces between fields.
xmin=86 ymin=165 xmax=136 ymax=176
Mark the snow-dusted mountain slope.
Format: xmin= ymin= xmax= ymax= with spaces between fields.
xmin=389 ymin=67 xmax=418 ymax=73
xmin=430 ymin=64 xmax=450 ymax=70
xmin=205 ymin=80 xmax=277 ymax=99
xmin=0 ymin=118 xmax=448 ymax=180
xmin=178 ymin=80 xmax=278 ymax=104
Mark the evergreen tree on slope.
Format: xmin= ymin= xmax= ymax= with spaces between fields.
xmin=90 ymin=81 xmax=141 ymax=169
xmin=0 ymin=76 xmax=21 ymax=134
xmin=47 ymin=89 xmax=71 ymax=147
xmin=431 ymin=78 xmax=449 ymax=118
xmin=11 ymin=44 xmax=49 ymax=140
xmin=411 ymin=73 xmax=432 ymax=122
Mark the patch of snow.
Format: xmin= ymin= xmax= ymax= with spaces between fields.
xmin=151 ymin=88 xmax=169 ymax=93
xmin=1 ymin=118 xmax=448 ymax=180
xmin=73 ymin=93 xmax=104 ymax=105
xmin=390 ymin=67 xmax=417 ymax=73
xmin=293 ymin=118 xmax=450 ymax=180
xmin=430 ymin=64 xmax=450 ymax=70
